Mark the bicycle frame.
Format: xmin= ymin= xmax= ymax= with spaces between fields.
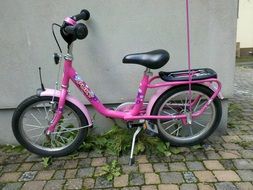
xmin=44 ymin=50 xmax=222 ymax=133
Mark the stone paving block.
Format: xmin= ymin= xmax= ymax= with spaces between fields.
xmin=160 ymin=172 xmax=184 ymax=184
xmin=239 ymin=135 xmax=253 ymax=142
xmin=220 ymin=160 xmax=236 ymax=170
xmin=35 ymin=170 xmax=55 ymax=180
xmin=203 ymin=160 xmax=224 ymax=170
xmin=153 ymin=163 xmax=168 ymax=172
xmin=18 ymin=163 xmax=33 ymax=172
xmin=52 ymin=170 xmax=65 ymax=180
xmin=236 ymin=170 xmax=253 ymax=181
xmin=25 ymin=154 xmax=41 ymax=162
xmin=145 ymin=173 xmax=160 ymax=184
xmin=129 ymin=173 xmax=145 ymax=186
xmin=0 ymin=172 xmax=22 ymax=183
xmin=77 ymin=167 xmax=94 ymax=178
xmin=186 ymin=161 xmax=205 ymax=171
xmin=118 ymin=155 xmax=130 ymax=165
xmin=114 ymin=174 xmax=128 ymax=187
xmin=158 ymin=184 xmax=179 ymax=190
xmin=91 ymin=157 xmax=107 ymax=166
xmin=205 ymin=151 xmax=222 ymax=159
xmin=222 ymin=135 xmax=241 ymax=143
xmin=94 ymin=166 xmax=104 ymax=177
xmin=136 ymin=155 xmax=149 ymax=163
xmin=240 ymin=150 xmax=253 ymax=158
xmin=47 ymin=160 xmax=65 ymax=170
xmin=78 ymin=158 xmax=91 ymax=168
xmin=83 ymin=178 xmax=95 ymax=189
xmin=213 ymin=170 xmax=241 ymax=181
xmin=148 ymin=155 xmax=162 ymax=163
xmin=122 ymin=187 xmax=140 ymax=190
xmin=30 ymin=163 xmax=44 ymax=171
xmin=65 ymin=178 xmax=83 ymax=189
xmin=19 ymin=171 xmax=37 ymax=182
xmin=169 ymin=162 xmax=187 ymax=171
xmin=235 ymin=182 xmax=253 ymax=190
xmin=122 ymin=164 xmax=138 ymax=174
xmin=44 ymin=180 xmax=65 ymax=190
xmin=21 ymin=180 xmax=46 ymax=190
xmin=95 ymin=176 xmax=113 ymax=188
xmin=65 ymin=169 xmax=77 ymax=179
xmin=139 ymin=163 xmax=154 ymax=173
xmin=193 ymin=151 xmax=207 ymax=160
xmin=180 ymin=184 xmax=198 ymax=190
xmin=194 ymin=171 xmax=217 ymax=182
xmin=170 ymin=155 xmax=185 ymax=162
xmin=183 ymin=172 xmax=197 ymax=183
xmin=141 ymin=185 xmax=157 ymax=190
xmin=3 ymin=164 xmax=20 ymax=172
xmin=219 ymin=150 xmax=241 ymax=159
xmin=64 ymin=160 xmax=78 ymax=169
xmin=215 ymin=182 xmax=238 ymax=190
xmin=222 ymin=143 xmax=242 ymax=150
xmin=2 ymin=182 xmax=23 ymax=190
xmin=6 ymin=154 xmax=28 ymax=164
xmin=88 ymin=151 xmax=103 ymax=158
xmin=197 ymin=183 xmax=215 ymax=190
xmin=233 ymin=159 xmax=253 ymax=169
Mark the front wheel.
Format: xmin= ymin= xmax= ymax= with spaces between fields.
xmin=12 ymin=95 xmax=88 ymax=157
xmin=151 ymin=84 xmax=222 ymax=146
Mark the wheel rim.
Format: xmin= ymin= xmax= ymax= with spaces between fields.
xmin=157 ymin=90 xmax=216 ymax=143
xmin=19 ymin=100 xmax=82 ymax=152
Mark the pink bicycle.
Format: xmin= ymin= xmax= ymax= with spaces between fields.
xmin=12 ymin=10 xmax=222 ymax=164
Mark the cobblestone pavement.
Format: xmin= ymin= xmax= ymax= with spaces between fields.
xmin=0 ymin=66 xmax=253 ymax=190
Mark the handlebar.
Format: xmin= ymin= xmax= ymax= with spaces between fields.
xmin=71 ymin=9 xmax=90 ymax=21
xmin=60 ymin=9 xmax=90 ymax=44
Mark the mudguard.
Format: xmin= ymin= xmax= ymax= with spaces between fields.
xmin=38 ymin=88 xmax=92 ymax=125
xmin=146 ymin=84 xmax=224 ymax=116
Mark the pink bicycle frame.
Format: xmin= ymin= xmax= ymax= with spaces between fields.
xmin=45 ymin=55 xmax=222 ymax=133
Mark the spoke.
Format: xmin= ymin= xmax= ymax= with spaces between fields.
xmin=164 ymin=122 xmax=177 ymax=131
xmin=43 ymin=103 xmax=49 ymax=120
xmin=24 ymin=124 xmax=45 ymax=129
xmin=165 ymin=103 xmax=178 ymax=113
xmin=184 ymin=94 xmax=188 ymax=112
xmin=189 ymin=126 xmax=194 ymax=136
xmin=34 ymin=132 xmax=44 ymax=144
xmin=193 ymin=97 xmax=202 ymax=112
xmin=170 ymin=126 xmax=182 ymax=135
xmin=161 ymin=119 xmax=175 ymax=125
xmin=193 ymin=121 xmax=206 ymax=128
xmin=30 ymin=113 xmax=42 ymax=126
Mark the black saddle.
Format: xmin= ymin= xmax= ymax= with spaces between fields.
xmin=123 ymin=49 xmax=170 ymax=69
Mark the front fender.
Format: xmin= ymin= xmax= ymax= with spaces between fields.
xmin=38 ymin=88 xmax=92 ymax=125
xmin=146 ymin=83 xmax=224 ymax=116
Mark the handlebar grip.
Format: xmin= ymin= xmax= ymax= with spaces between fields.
xmin=72 ymin=9 xmax=90 ymax=21
xmin=64 ymin=23 xmax=88 ymax=40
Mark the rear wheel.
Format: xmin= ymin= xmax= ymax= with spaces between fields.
xmin=151 ymin=85 xmax=222 ymax=146
xmin=12 ymin=95 xmax=88 ymax=157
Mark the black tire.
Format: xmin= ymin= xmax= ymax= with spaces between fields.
xmin=151 ymin=84 xmax=222 ymax=146
xmin=12 ymin=95 xmax=88 ymax=157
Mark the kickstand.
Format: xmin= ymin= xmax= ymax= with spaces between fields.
xmin=129 ymin=126 xmax=142 ymax=166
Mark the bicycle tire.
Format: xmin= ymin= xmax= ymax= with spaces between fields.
xmin=151 ymin=84 xmax=222 ymax=146
xmin=12 ymin=95 xmax=88 ymax=157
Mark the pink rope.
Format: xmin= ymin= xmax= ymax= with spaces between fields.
xmin=186 ymin=0 xmax=192 ymax=114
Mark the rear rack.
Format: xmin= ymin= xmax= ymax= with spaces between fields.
xmin=159 ymin=68 xmax=217 ymax=82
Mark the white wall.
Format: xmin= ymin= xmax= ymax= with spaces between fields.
xmin=237 ymin=0 xmax=253 ymax=48
xmin=0 ymin=0 xmax=238 ymax=144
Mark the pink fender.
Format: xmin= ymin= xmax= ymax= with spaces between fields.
xmin=39 ymin=89 xmax=92 ymax=125
xmin=146 ymin=83 xmax=224 ymax=116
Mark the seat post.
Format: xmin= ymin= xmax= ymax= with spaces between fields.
xmin=144 ymin=68 xmax=153 ymax=76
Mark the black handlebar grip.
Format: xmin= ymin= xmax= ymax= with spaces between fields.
xmin=72 ymin=9 xmax=90 ymax=21
xmin=64 ymin=24 xmax=88 ymax=40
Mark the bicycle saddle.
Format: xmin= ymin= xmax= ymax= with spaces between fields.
xmin=123 ymin=49 xmax=170 ymax=69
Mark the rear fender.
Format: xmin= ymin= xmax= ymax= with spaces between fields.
xmin=38 ymin=88 xmax=92 ymax=125
xmin=146 ymin=84 xmax=224 ymax=116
